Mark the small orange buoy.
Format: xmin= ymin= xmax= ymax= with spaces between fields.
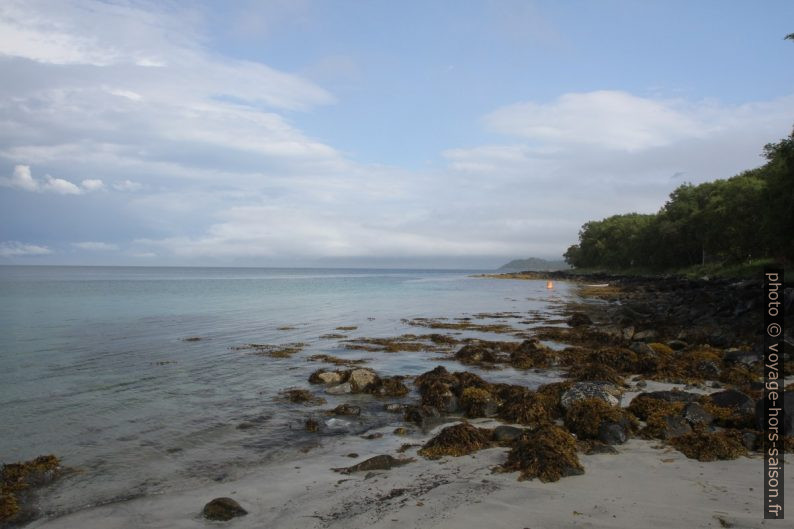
xmin=546 ymin=280 xmax=554 ymax=289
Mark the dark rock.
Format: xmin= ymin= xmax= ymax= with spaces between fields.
xmin=629 ymin=341 xmax=655 ymax=356
xmin=710 ymin=389 xmax=755 ymax=415
xmin=683 ymin=402 xmax=713 ymax=427
xmin=597 ymin=422 xmax=629 ymax=445
xmin=741 ymin=431 xmax=758 ymax=451
xmin=492 ymin=425 xmax=525 ymax=444
xmin=330 ymin=403 xmax=361 ymax=416
xmin=656 ymin=415 xmax=692 ymax=439
xmin=567 ymin=312 xmax=592 ymax=327
xmin=632 ymin=330 xmax=658 ymax=342
xmin=667 ymin=340 xmax=687 ymax=350
xmin=723 ymin=349 xmax=760 ymax=366
xmin=202 ymin=497 xmax=247 ymax=521
xmin=332 ymin=455 xmax=414 ymax=474
xmin=403 ymin=404 xmax=442 ymax=430
xmin=641 ymin=390 xmax=699 ymax=404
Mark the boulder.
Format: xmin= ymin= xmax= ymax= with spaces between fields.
xmin=404 ymin=405 xmax=442 ymax=430
xmin=632 ymin=329 xmax=658 ymax=342
xmin=640 ymin=390 xmax=699 ymax=404
xmin=682 ymin=402 xmax=713 ymax=427
xmin=629 ymin=342 xmax=655 ymax=356
xmin=330 ymin=403 xmax=361 ymax=416
xmin=492 ymin=425 xmax=525 ymax=444
xmin=317 ymin=371 xmax=344 ymax=385
xmin=325 ymin=382 xmax=353 ymax=395
xmin=567 ymin=312 xmax=592 ymax=327
xmin=561 ymin=381 xmax=621 ymax=410
xmin=710 ymin=389 xmax=755 ymax=415
xmin=349 ymin=368 xmax=378 ymax=392
xmin=598 ymin=421 xmax=629 ymax=445
xmin=202 ymin=497 xmax=247 ymax=521
xmin=667 ymin=340 xmax=688 ymax=351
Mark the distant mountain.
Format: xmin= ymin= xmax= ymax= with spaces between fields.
xmin=497 ymin=257 xmax=570 ymax=271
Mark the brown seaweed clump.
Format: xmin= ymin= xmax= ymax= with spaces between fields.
xmin=1 ymin=455 xmax=61 ymax=524
xmin=584 ymin=347 xmax=639 ymax=373
xmin=563 ymin=398 xmax=636 ymax=440
xmin=669 ymin=428 xmax=746 ymax=461
xmin=232 ymin=342 xmax=306 ymax=358
xmin=368 ymin=376 xmax=410 ymax=397
xmin=496 ymin=389 xmax=554 ymax=426
xmin=565 ymin=363 xmax=625 ymax=385
xmin=460 ymin=387 xmax=499 ymax=418
xmin=501 ymin=425 xmax=584 ymax=482
xmin=418 ymin=422 xmax=493 ymax=460
xmin=628 ymin=394 xmax=685 ymax=421
xmin=280 ymin=388 xmax=326 ymax=406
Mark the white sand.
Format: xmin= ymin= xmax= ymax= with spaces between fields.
xmin=29 ymin=406 xmax=792 ymax=529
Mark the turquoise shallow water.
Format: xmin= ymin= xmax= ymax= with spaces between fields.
xmin=0 ymin=266 xmax=572 ymax=516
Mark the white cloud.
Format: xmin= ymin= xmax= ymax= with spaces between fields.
xmin=113 ymin=179 xmax=143 ymax=192
xmin=0 ymin=165 xmax=87 ymax=194
xmin=485 ymin=91 xmax=718 ymax=151
xmin=81 ymin=178 xmax=104 ymax=191
xmin=72 ymin=241 xmax=118 ymax=251
xmin=0 ymin=165 xmax=38 ymax=191
xmin=0 ymin=241 xmax=52 ymax=257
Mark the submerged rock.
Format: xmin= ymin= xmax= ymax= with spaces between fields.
xmin=202 ymin=497 xmax=247 ymax=521
xmin=567 ymin=312 xmax=592 ymax=327
xmin=329 ymin=403 xmax=361 ymax=416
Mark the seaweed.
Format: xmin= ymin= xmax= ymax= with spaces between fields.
xmin=669 ymin=428 xmax=746 ymax=461
xmin=497 ymin=389 xmax=553 ymax=426
xmin=232 ymin=342 xmax=305 ymax=358
xmin=565 ymin=363 xmax=625 ymax=385
xmin=307 ymin=354 xmax=368 ymax=367
xmin=460 ymin=387 xmax=498 ymax=418
xmin=628 ymin=395 xmax=685 ymax=421
xmin=367 ymin=376 xmax=410 ymax=397
xmin=418 ymin=422 xmax=493 ymax=460
xmin=501 ymin=424 xmax=584 ymax=482
xmin=280 ymin=388 xmax=326 ymax=406
xmin=1 ymin=455 xmax=60 ymax=524
xmin=563 ymin=398 xmax=636 ymax=440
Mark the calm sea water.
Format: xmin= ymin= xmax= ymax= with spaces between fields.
xmin=0 ymin=266 xmax=572 ymax=516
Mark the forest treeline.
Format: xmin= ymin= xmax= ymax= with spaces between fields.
xmin=563 ymin=129 xmax=793 ymax=270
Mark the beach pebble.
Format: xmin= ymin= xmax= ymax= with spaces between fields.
xmin=202 ymin=497 xmax=247 ymax=521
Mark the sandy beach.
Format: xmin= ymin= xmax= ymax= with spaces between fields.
xmin=27 ymin=388 xmax=790 ymax=529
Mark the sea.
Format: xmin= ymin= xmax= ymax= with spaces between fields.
xmin=0 ymin=266 xmax=574 ymax=518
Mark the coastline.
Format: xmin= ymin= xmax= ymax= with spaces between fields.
xmin=8 ymin=274 xmax=794 ymax=528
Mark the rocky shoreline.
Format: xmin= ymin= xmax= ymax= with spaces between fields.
xmin=5 ymin=275 xmax=793 ymax=528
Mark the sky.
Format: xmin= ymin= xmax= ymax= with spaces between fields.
xmin=0 ymin=0 xmax=793 ymax=269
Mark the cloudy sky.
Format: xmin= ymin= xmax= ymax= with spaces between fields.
xmin=1 ymin=0 xmax=792 ymax=268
